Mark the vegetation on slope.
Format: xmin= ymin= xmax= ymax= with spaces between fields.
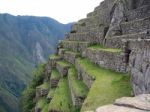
xmin=77 ymin=58 xmax=132 ymax=111
xmin=88 ymin=44 xmax=122 ymax=53
xmin=50 ymin=69 xmax=60 ymax=80
xmin=48 ymin=78 xmax=73 ymax=112
xmin=21 ymin=64 xmax=45 ymax=112
xmin=68 ymin=66 xmax=88 ymax=97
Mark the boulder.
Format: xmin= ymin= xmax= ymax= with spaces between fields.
xmin=115 ymin=94 xmax=150 ymax=111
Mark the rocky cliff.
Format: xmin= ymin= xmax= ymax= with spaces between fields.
xmin=22 ymin=0 xmax=150 ymax=112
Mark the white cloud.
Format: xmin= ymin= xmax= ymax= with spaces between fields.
xmin=0 ymin=0 xmax=103 ymax=23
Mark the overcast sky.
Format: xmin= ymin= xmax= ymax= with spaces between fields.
xmin=0 ymin=0 xmax=103 ymax=24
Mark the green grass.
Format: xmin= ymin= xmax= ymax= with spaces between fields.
xmin=57 ymin=60 xmax=71 ymax=67
xmin=41 ymin=103 xmax=49 ymax=112
xmin=47 ymin=88 xmax=56 ymax=98
xmin=48 ymin=78 xmax=73 ymax=112
xmin=88 ymin=44 xmax=122 ymax=53
xmin=62 ymin=40 xmax=90 ymax=44
xmin=51 ymin=69 xmax=60 ymax=80
xmin=49 ymin=54 xmax=60 ymax=60
xmin=37 ymin=82 xmax=49 ymax=90
xmin=65 ymin=51 xmax=80 ymax=57
xmin=68 ymin=66 xmax=88 ymax=97
xmin=76 ymin=58 xmax=132 ymax=112
xmin=37 ymin=97 xmax=47 ymax=109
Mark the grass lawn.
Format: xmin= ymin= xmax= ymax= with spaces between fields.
xmin=49 ymin=54 xmax=60 ymax=60
xmin=48 ymin=78 xmax=73 ymax=112
xmin=57 ymin=60 xmax=71 ymax=67
xmin=37 ymin=97 xmax=47 ymax=109
xmin=41 ymin=103 xmax=48 ymax=112
xmin=65 ymin=51 xmax=80 ymax=57
xmin=47 ymin=88 xmax=56 ymax=99
xmin=88 ymin=44 xmax=122 ymax=53
xmin=76 ymin=58 xmax=132 ymax=112
xmin=62 ymin=40 xmax=90 ymax=44
xmin=37 ymin=82 xmax=49 ymax=90
xmin=68 ymin=66 xmax=88 ymax=97
xmin=51 ymin=69 xmax=60 ymax=80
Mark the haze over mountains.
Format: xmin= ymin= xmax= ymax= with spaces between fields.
xmin=0 ymin=13 xmax=72 ymax=112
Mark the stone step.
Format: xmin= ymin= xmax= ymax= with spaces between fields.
xmin=56 ymin=60 xmax=71 ymax=77
xmin=48 ymin=54 xmax=61 ymax=68
xmin=36 ymin=82 xmax=49 ymax=99
xmin=121 ymin=16 xmax=150 ymax=35
xmin=74 ymin=25 xmax=103 ymax=34
xmin=67 ymin=32 xmax=89 ymax=41
xmin=63 ymin=50 xmax=80 ymax=64
xmin=57 ymin=48 xmax=67 ymax=58
xmin=68 ymin=66 xmax=88 ymax=107
xmin=82 ymin=45 xmax=128 ymax=73
xmin=78 ymin=16 xmax=106 ymax=27
xmin=48 ymin=78 xmax=73 ymax=112
xmin=105 ymin=31 xmax=150 ymax=48
xmin=61 ymin=40 xmax=92 ymax=53
xmin=45 ymin=55 xmax=61 ymax=80
xmin=50 ymin=69 xmax=60 ymax=88
xmin=67 ymin=32 xmax=102 ymax=43
xmin=126 ymin=5 xmax=150 ymax=21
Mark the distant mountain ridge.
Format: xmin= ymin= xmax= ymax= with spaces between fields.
xmin=0 ymin=13 xmax=72 ymax=112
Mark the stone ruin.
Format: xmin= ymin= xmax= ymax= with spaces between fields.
xmin=33 ymin=0 xmax=150 ymax=112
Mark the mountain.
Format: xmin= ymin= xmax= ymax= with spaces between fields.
xmin=0 ymin=13 xmax=72 ymax=112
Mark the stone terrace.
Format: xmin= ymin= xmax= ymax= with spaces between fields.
xmin=33 ymin=0 xmax=150 ymax=112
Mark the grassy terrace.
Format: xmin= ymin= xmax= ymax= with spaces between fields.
xmin=47 ymin=88 xmax=56 ymax=99
xmin=68 ymin=66 xmax=88 ymax=97
xmin=57 ymin=60 xmax=71 ymax=67
xmin=59 ymin=48 xmax=67 ymax=52
xmin=48 ymin=78 xmax=73 ymax=112
xmin=37 ymin=97 xmax=47 ymax=109
xmin=62 ymin=40 xmax=90 ymax=44
xmin=88 ymin=44 xmax=122 ymax=53
xmin=65 ymin=50 xmax=80 ymax=56
xmin=76 ymin=58 xmax=132 ymax=112
xmin=41 ymin=104 xmax=48 ymax=112
xmin=49 ymin=54 xmax=60 ymax=60
xmin=51 ymin=69 xmax=60 ymax=80
xmin=37 ymin=82 xmax=49 ymax=90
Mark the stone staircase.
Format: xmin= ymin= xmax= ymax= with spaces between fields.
xmin=32 ymin=0 xmax=150 ymax=112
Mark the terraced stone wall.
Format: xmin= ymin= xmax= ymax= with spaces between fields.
xmin=82 ymin=48 xmax=128 ymax=73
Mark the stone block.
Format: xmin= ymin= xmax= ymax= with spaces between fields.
xmin=121 ymin=17 xmax=150 ymax=35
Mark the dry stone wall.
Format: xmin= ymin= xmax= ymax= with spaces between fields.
xmin=32 ymin=0 xmax=150 ymax=112
xmin=75 ymin=60 xmax=95 ymax=88
xmin=82 ymin=48 xmax=128 ymax=73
